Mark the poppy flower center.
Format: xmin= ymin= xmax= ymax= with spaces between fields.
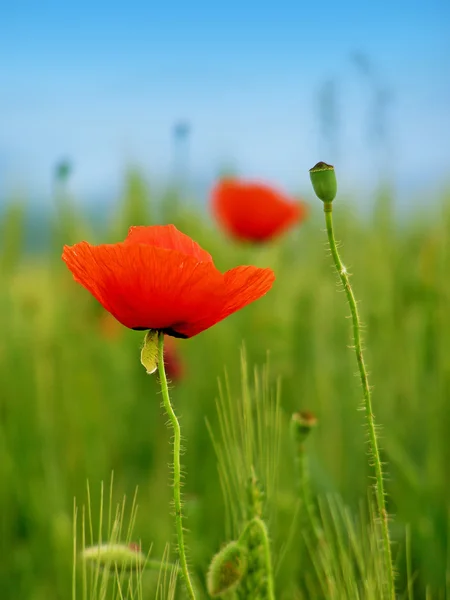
xmin=132 ymin=325 xmax=188 ymax=339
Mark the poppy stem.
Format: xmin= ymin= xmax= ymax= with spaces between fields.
xmin=293 ymin=443 xmax=322 ymax=542
xmin=239 ymin=517 xmax=275 ymax=600
xmin=157 ymin=332 xmax=197 ymax=600
xmin=322 ymin=202 xmax=395 ymax=599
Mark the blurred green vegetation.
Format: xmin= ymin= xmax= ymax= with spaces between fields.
xmin=1 ymin=170 xmax=450 ymax=599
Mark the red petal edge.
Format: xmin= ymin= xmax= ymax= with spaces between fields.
xmin=125 ymin=224 xmax=213 ymax=263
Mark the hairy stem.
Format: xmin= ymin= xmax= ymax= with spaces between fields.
xmin=158 ymin=332 xmax=196 ymax=600
xmin=239 ymin=517 xmax=275 ymax=600
xmin=253 ymin=518 xmax=275 ymax=600
xmin=323 ymin=202 xmax=395 ymax=599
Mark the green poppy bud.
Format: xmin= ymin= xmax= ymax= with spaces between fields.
xmin=290 ymin=411 xmax=317 ymax=446
xmin=206 ymin=541 xmax=248 ymax=597
xmin=309 ymin=162 xmax=337 ymax=203
xmin=81 ymin=543 xmax=146 ymax=572
xmin=55 ymin=159 xmax=72 ymax=182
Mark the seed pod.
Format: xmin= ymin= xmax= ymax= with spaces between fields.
xmin=290 ymin=410 xmax=318 ymax=446
xmin=309 ymin=162 xmax=337 ymax=203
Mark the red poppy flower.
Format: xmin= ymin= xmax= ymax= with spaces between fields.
xmin=211 ymin=178 xmax=307 ymax=243
xmin=62 ymin=224 xmax=275 ymax=338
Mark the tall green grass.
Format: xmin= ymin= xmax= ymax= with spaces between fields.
xmin=1 ymin=171 xmax=450 ymax=598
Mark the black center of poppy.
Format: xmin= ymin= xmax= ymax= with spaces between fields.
xmin=132 ymin=326 xmax=188 ymax=339
xmin=162 ymin=327 xmax=188 ymax=339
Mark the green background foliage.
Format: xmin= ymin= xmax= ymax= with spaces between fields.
xmin=1 ymin=172 xmax=450 ymax=598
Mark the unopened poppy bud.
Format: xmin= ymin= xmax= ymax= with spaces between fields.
xmin=290 ymin=411 xmax=318 ymax=446
xmin=140 ymin=330 xmax=159 ymax=374
xmin=206 ymin=541 xmax=248 ymax=597
xmin=309 ymin=162 xmax=337 ymax=203
xmin=55 ymin=159 xmax=72 ymax=182
xmin=81 ymin=543 xmax=146 ymax=571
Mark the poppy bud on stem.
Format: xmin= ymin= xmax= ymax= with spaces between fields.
xmin=309 ymin=163 xmax=395 ymax=599
xmin=290 ymin=410 xmax=317 ymax=447
xmin=81 ymin=543 xmax=178 ymax=574
xmin=206 ymin=541 xmax=248 ymax=597
xmin=157 ymin=332 xmax=197 ymax=599
xmin=309 ymin=161 xmax=337 ymax=203
xmin=82 ymin=543 xmax=147 ymax=572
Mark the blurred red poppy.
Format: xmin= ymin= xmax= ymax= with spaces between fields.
xmin=211 ymin=178 xmax=307 ymax=242
xmin=163 ymin=335 xmax=184 ymax=381
xmin=62 ymin=224 xmax=274 ymax=338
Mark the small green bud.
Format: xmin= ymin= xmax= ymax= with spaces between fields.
xmin=55 ymin=159 xmax=72 ymax=182
xmin=290 ymin=411 xmax=317 ymax=445
xmin=206 ymin=541 xmax=248 ymax=597
xmin=81 ymin=543 xmax=146 ymax=571
xmin=309 ymin=162 xmax=337 ymax=203
xmin=140 ymin=330 xmax=159 ymax=374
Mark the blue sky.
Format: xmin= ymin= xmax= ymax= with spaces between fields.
xmin=1 ymin=0 xmax=449 ymax=205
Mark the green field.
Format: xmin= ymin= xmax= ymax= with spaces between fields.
xmin=1 ymin=171 xmax=450 ymax=599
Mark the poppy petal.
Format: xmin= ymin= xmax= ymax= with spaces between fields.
xmin=62 ymin=241 xmax=222 ymax=331
xmin=125 ymin=224 xmax=213 ymax=263
xmin=222 ymin=266 xmax=276 ymax=314
xmin=212 ymin=179 xmax=305 ymax=242
xmin=172 ymin=265 xmax=275 ymax=337
xmin=163 ymin=335 xmax=184 ymax=381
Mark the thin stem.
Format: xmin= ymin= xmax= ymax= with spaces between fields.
xmin=157 ymin=332 xmax=196 ymax=600
xmin=254 ymin=518 xmax=275 ymax=600
xmin=238 ymin=519 xmax=254 ymax=544
xmin=239 ymin=517 xmax=275 ymax=600
xmin=295 ymin=448 xmax=322 ymax=541
xmin=323 ymin=202 xmax=395 ymax=599
xmin=143 ymin=559 xmax=181 ymax=574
